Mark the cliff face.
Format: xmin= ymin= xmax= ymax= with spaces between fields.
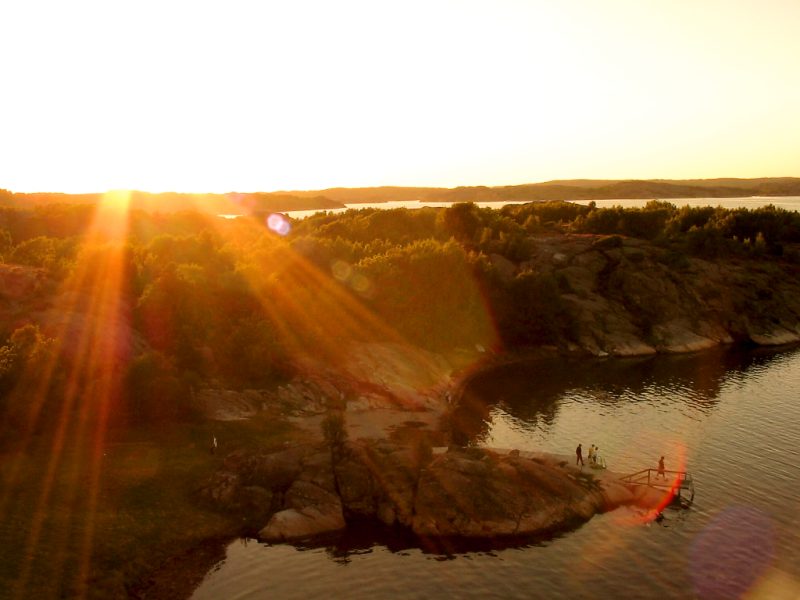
xmin=504 ymin=235 xmax=800 ymax=356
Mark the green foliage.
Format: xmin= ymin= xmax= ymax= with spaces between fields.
xmin=123 ymin=352 xmax=197 ymax=424
xmin=0 ymin=325 xmax=59 ymax=436
xmin=217 ymin=316 xmax=291 ymax=386
xmin=0 ymin=203 xmax=96 ymax=243
xmin=575 ymin=204 xmax=670 ymax=240
xmin=2 ymin=199 xmax=799 ymax=426
xmin=10 ymin=235 xmax=78 ymax=274
xmin=663 ymin=205 xmax=717 ymax=235
xmin=0 ymin=228 xmax=12 ymax=260
xmin=0 ymin=325 xmax=55 ymax=391
xmin=0 ymin=418 xmax=307 ymax=599
xmin=438 ymin=202 xmax=483 ymax=246
xmin=493 ymin=270 xmax=568 ymax=346
xmin=293 ymin=206 xmax=440 ymax=245
xmin=504 ymin=200 xmax=589 ymax=228
xmin=359 ymin=239 xmax=494 ymax=349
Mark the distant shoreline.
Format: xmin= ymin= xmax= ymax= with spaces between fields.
xmin=3 ymin=177 xmax=800 ymax=214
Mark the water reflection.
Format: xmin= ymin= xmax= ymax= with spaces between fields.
xmin=276 ymin=520 xmax=562 ymax=563
xmin=450 ymin=346 xmax=786 ymax=446
xmin=292 ymin=522 xmax=418 ymax=565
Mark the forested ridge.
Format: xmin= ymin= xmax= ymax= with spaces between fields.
xmin=3 ymin=177 xmax=800 ymax=211
xmin=2 ymin=199 xmax=800 ymax=432
xmin=0 ymin=189 xmax=343 ymax=213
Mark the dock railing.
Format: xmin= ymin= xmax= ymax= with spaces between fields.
xmin=619 ymin=468 xmax=694 ymax=503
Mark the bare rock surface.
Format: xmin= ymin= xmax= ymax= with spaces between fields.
xmin=334 ymin=440 xmax=425 ymax=527
xmin=412 ymin=448 xmax=604 ymax=537
xmin=201 ymin=441 xmax=677 ymax=544
xmin=527 ymin=235 xmax=800 ymax=356
xmin=259 ymin=505 xmax=345 ymax=542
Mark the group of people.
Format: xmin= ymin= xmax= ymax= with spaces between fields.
xmin=575 ymin=444 xmax=668 ymax=478
xmin=575 ymin=443 xmax=606 ymax=469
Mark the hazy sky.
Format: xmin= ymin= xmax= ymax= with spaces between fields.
xmin=2 ymin=0 xmax=799 ymax=193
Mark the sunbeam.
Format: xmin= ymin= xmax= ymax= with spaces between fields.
xmin=9 ymin=191 xmax=131 ymax=598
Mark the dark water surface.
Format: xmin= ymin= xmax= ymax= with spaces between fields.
xmin=193 ymin=346 xmax=800 ymax=599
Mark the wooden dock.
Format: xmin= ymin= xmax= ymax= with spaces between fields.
xmin=618 ymin=468 xmax=695 ymax=506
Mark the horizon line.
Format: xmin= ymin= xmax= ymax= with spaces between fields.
xmin=4 ymin=175 xmax=800 ymax=197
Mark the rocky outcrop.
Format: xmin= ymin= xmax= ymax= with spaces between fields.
xmin=259 ymin=445 xmax=347 ymax=541
xmin=200 ymin=441 xmax=672 ymax=545
xmin=200 ymin=237 xmax=800 ymax=429
xmin=259 ymin=479 xmax=345 ymax=542
xmin=198 ymin=442 xmax=343 ymax=540
xmin=334 ymin=440 xmax=426 ymax=527
xmin=525 ymin=235 xmax=800 ymax=356
xmin=198 ymin=342 xmax=456 ymax=436
xmin=412 ymin=449 xmax=604 ymax=537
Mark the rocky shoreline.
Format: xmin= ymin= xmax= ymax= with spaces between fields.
xmin=199 ymin=441 xmax=672 ymax=544
xmin=188 ymin=232 xmax=800 ymax=559
xmin=489 ymin=234 xmax=800 ymax=356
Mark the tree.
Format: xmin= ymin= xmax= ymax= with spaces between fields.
xmin=438 ymin=202 xmax=482 ymax=247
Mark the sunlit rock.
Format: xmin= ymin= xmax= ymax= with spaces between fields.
xmin=259 ymin=505 xmax=345 ymax=542
xmin=749 ymin=327 xmax=800 ymax=346
xmin=412 ymin=448 xmax=605 ymax=538
xmin=652 ymin=321 xmax=718 ymax=353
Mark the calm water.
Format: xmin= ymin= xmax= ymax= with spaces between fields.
xmin=276 ymin=197 xmax=800 ymax=220
xmin=193 ymin=346 xmax=800 ymax=599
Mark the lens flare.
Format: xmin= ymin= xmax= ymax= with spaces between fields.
xmin=690 ymin=506 xmax=776 ymax=600
xmin=350 ymin=273 xmax=373 ymax=297
xmin=267 ymin=213 xmax=291 ymax=236
xmin=331 ymin=260 xmax=352 ymax=282
xmin=330 ymin=260 xmax=374 ymax=298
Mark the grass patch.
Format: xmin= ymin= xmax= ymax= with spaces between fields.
xmin=0 ymin=415 xmax=310 ymax=599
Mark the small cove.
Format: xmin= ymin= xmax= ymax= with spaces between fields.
xmin=192 ymin=345 xmax=800 ymax=599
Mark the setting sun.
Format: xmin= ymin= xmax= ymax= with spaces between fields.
xmin=1 ymin=0 xmax=798 ymax=193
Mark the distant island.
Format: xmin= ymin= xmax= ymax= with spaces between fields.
xmin=285 ymin=177 xmax=800 ymax=205
xmin=2 ymin=177 xmax=800 ymax=214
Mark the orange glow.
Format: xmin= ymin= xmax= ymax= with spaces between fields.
xmin=2 ymin=1 xmax=798 ymax=193
xmin=644 ymin=442 xmax=689 ymax=521
xmin=8 ymin=192 xmax=131 ymax=597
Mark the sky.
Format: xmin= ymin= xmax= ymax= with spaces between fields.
xmin=1 ymin=0 xmax=799 ymax=193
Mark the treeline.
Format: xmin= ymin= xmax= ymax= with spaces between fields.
xmin=2 ymin=200 xmax=800 ymax=431
xmin=423 ymin=178 xmax=800 ymax=203
xmin=0 ymin=189 xmax=343 ymax=213
xmin=4 ymin=178 xmax=800 ymax=211
xmin=199 ymin=177 xmax=800 ymax=204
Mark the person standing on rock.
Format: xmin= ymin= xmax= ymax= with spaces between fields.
xmin=657 ymin=456 xmax=666 ymax=479
xmin=594 ymin=447 xmax=606 ymax=468
xmin=576 ymin=443 xmax=584 ymax=467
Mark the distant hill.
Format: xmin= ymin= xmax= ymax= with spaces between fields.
xmin=278 ymin=186 xmax=440 ymax=204
xmin=423 ymin=178 xmax=800 ymax=203
xmin=281 ymin=177 xmax=800 ymax=204
xmin=0 ymin=190 xmax=344 ymax=214
xmin=2 ymin=177 xmax=799 ymax=212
